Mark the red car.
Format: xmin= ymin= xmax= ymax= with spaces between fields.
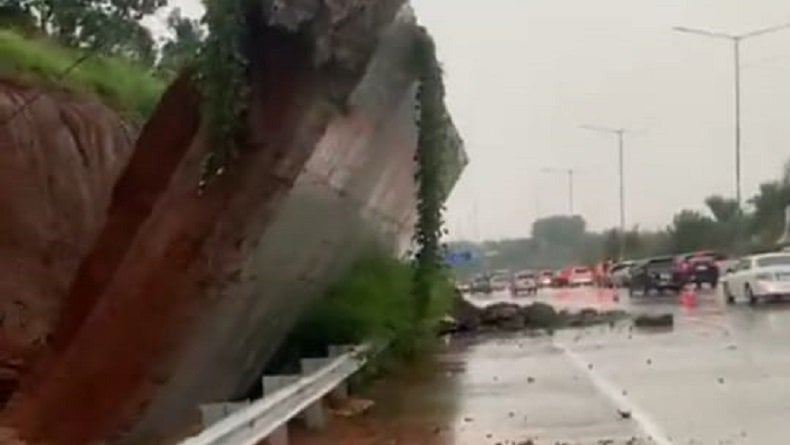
xmin=569 ymin=266 xmax=595 ymax=287
xmin=673 ymin=251 xmax=726 ymax=288
xmin=553 ymin=267 xmax=573 ymax=287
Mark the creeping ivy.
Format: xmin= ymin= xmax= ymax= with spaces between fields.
xmin=196 ymin=0 xmax=251 ymax=191
xmin=411 ymin=29 xmax=449 ymax=320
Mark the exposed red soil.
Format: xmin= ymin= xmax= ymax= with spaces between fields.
xmin=0 ymin=78 xmax=134 ymax=404
xmin=50 ymin=73 xmax=202 ymax=351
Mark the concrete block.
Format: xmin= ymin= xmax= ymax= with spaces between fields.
xmin=300 ymin=357 xmax=330 ymax=374
xmin=330 ymin=380 xmax=348 ymax=400
xmin=262 ymin=374 xmax=300 ymax=395
xmin=296 ymin=359 xmax=331 ymax=431
xmin=328 ymin=345 xmax=355 ymax=357
xmin=300 ymin=399 xmax=328 ymax=431
xmin=260 ymin=375 xmax=300 ymax=445
xmin=198 ymin=401 xmax=250 ymax=427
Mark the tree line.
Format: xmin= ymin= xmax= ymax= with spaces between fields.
xmin=1 ymin=0 xmax=204 ymax=75
xmin=449 ymin=163 xmax=790 ymax=278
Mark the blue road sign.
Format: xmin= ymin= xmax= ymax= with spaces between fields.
xmin=446 ymin=251 xmax=474 ymax=266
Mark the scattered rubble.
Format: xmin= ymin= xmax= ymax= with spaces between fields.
xmin=445 ymin=296 xmax=629 ymax=335
xmin=616 ymin=409 xmax=632 ymax=419
xmin=633 ymin=313 xmax=674 ymax=328
xmin=329 ymin=397 xmax=375 ymax=418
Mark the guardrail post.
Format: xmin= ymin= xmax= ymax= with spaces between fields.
xmin=262 ymin=375 xmax=299 ymax=445
xmin=199 ymin=401 xmax=250 ymax=428
xmin=175 ymin=344 xmax=374 ymax=445
xmin=299 ymin=358 xmax=330 ymax=430
xmin=327 ymin=346 xmax=354 ymax=399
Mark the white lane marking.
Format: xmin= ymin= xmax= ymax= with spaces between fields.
xmin=555 ymin=341 xmax=673 ymax=445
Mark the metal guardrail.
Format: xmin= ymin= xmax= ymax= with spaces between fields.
xmin=178 ymin=343 xmax=373 ymax=445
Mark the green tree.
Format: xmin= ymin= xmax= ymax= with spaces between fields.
xmin=158 ymin=7 xmax=204 ymax=75
xmin=667 ymin=209 xmax=717 ymax=252
xmin=705 ymin=195 xmax=739 ymax=224
xmin=749 ymin=181 xmax=790 ymax=248
xmin=704 ymin=194 xmax=742 ymax=252
xmin=531 ymin=215 xmax=586 ymax=247
xmin=0 ymin=2 xmax=36 ymax=31
xmin=6 ymin=0 xmax=166 ymax=63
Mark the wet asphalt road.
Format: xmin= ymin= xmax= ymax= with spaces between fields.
xmin=367 ymin=286 xmax=790 ymax=445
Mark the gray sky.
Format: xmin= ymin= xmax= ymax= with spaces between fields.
xmin=163 ymin=0 xmax=790 ymax=241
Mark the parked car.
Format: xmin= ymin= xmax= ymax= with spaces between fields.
xmin=721 ymin=253 xmax=790 ymax=304
xmin=513 ymin=270 xmax=538 ymax=295
xmin=609 ymin=261 xmax=634 ymax=288
xmin=629 ymin=256 xmax=682 ymax=295
xmin=553 ymin=267 xmax=572 ymax=287
xmin=489 ymin=272 xmax=511 ymax=292
xmin=673 ymin=251 xmax=725 ymax=288
xmin=569 ymin=266 xmax=594 ymax=287
xmin=469 ymin=275 xmax=492 ymax=293
xmin=538 ymin=270 xmax=555 ymax=287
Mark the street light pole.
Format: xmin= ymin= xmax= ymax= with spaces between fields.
xmin=617 ymin=130 xmax=625 ymax=237
xmin=580 ymin=125 xmax=628 ymax=259
xmin=673 ymin=22 xmax=790 ymax=209
xmin=541 ymin=167 xmax=575 ymax=215
xmin=733 ymin=39 xmax=741 ymax=207
xmin=568 ymin=168 xmax=575 ymax=216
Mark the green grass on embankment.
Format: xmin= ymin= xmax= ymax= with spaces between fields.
xmin=0 ymin=30 xmax=166 ymax=120
xmin=266 ymin=254 xmax=455 ymax=374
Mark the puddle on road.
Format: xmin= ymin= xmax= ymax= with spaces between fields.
xmin=290 ymin=332 xmax=649 ymax=445
xmin=290 ymin=289 xmax=790 ymax=444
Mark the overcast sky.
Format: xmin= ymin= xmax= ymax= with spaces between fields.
xmin=163 ymin=0 xmax=790 ymax=241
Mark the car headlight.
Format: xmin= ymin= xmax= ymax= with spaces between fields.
xmin=756 ymin=273 xmax=774 ymax=281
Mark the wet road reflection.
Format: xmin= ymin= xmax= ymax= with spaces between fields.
xmin=294 ymin=286 xmax=790 ymax=444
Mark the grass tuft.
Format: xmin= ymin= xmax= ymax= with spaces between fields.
xmin=0 ymin=30 xmax=165 ymax=120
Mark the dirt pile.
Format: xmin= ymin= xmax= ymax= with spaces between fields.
xmin=0 ymin=79 xmax=134 ymax=402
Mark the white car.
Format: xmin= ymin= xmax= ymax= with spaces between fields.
xmin=513 ymin=270 xmax=538 ymax=294
xmin=538 ymin=270 xmax=555 ymax=287
xmin=721 ymin=253 xmax=790 ymax=304
xmin=489 ymin=273 xmax=511 ymax=292
xmin=609 ymin=261 xmax=634 ymax=288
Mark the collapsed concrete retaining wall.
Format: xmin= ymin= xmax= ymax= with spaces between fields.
xmin=2 ymin=2 xmax=466 ymax=444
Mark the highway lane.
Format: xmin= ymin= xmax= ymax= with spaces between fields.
xmin=293 ymin=286 xmax=790 ymax=444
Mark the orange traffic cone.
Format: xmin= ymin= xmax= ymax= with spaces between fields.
xmin=680 ymin=283 xmax=698 ymax=307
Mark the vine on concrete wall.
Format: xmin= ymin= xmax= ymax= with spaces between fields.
xmin=196 ymin=0 xmax=250 ymax=190
xmin=412 ymin=29 xmax=449 ymax=320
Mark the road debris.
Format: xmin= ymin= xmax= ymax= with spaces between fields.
xmin=633 ymin=313 xmax=674 ymax=328
xmin=330 ymin=397 xmax=375 ymax=418
xmin=445 ymin=296 xmax=629 ymax=335
xmin=617 ymin=409 xmax=632 ymax=419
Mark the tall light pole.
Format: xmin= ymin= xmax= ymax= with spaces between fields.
xmin=541 ymin=167 xmax=575 ymax=215
xmin=674 ymin=22 xmax=790 ymax=209
xmin=580 ymin=125 xmax=628 ymax=259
